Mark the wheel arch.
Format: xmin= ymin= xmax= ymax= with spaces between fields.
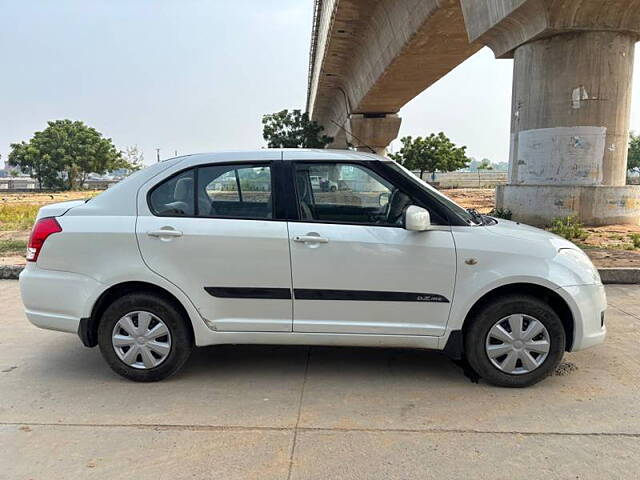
xmin=461 ymin=283 xmax=575 ymax=351
xmin=79 ymin=281 xmax=195 ymax=348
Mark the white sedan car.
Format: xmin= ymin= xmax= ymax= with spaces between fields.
xmin=19 ymin=150 xmax=606 ymax=387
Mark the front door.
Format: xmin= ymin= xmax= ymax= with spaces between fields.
xmin=289 ymin=161 xmax=456 ymax=336
xmin=137 ymin=161 xmax=293 ymax=332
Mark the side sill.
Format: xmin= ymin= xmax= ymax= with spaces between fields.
xmin=192 ymin=330 xmax=441 ymax=350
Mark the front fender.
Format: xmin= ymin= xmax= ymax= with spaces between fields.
xmin=447 ymin=225 xmax=596 ymax=333
xmin=446 ymin=274 xmax=564 ymax=334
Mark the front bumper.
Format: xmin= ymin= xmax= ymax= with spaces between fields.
xmin=559 ymin=283 xmax=607 ymax=351
xmin=19 ymin=263 xmax=103 ymax=334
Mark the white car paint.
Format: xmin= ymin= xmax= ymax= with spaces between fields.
xmin=19 ymin=150 xmax=606 ymax=360
xmin=137 ymin=216 xmax=293 ymax=332
xmin=288 ymin=221 xmax=455 ymax=336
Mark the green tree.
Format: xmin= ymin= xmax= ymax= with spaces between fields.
xmin=123 ymin=145 xmax=145 ymax=173
xmin=262 ymin=109 xmax=333 ymax=148
xmin=8 ymin=140 xmax=65 ymax=189
xmin=389 ymin=132 xmax=470 ymax=178
xmin=628 ymin=131 xmax=640 ymax=174
xmin=477 ymin=158 xmax=493 ymax=171
xmin=476 ymin=158 xmax=493 ymax=187
xmin=8 ymin=120 xmax=131 ymax=190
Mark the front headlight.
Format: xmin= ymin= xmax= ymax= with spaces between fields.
xmin=557 ymin=248 xmax=601 ymax=284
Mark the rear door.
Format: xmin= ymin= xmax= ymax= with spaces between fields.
xmin=136 ymin=158 xmax=293 ymax=332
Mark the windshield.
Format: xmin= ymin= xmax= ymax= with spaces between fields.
xmin=385 ymin=161 xmax=479 ymax=225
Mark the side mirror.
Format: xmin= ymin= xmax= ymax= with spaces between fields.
xmin=403 ymin=205 xmax=431 ymax=232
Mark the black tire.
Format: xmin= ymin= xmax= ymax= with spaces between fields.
xmin=97 ymin=292 xmax=193 ymax=382
xmin=464 ymin=294 xmax=566 ymax=388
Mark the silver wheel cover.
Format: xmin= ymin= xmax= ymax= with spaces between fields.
xmin=485 ymin=314 xmax=550 ymax=375
xmin=112 ymin=311 xmax=172 ymax=370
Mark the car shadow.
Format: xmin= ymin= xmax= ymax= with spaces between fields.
xmin=184 ymin=344 xmax=474 ymax=385
xmin=34 ymin=339 xmax=475 ymax=386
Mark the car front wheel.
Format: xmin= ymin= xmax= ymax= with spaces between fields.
xmin=464 ymin=294 xmax=566 ymax=387
xmin=97 ymin=292 xmax=193 ymax=382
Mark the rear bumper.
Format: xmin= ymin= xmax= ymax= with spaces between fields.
xmin=559 ymin=283 xmax=607 ymax=351
xmin=19 ymin=264 xmax=103 ymax=335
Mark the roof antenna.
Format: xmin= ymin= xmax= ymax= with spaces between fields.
xmin=329 ymin=119 xmax=377 ymax=155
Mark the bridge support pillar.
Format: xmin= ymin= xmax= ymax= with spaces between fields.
xmin=327 ymin=129 xmax=349 ymax=150
xmin=346 ymin=114 xmax=401 ymax=156
xmin=496 ymin=31 xmax=640 ymax=226
xmin=460 ymin=0 xmax=640 ymax=226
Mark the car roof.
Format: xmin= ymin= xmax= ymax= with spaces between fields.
xmin=171 ymin=149 xmax=385 ymax=164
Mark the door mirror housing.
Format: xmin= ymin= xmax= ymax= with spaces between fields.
xmin=403 ymin=205 xmax=431 ymax=232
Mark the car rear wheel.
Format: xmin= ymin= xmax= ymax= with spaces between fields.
xmin=97 ymin=292 xmax=193 ymax=382
xmin=464 ymin=294 xmax=566 ymax=387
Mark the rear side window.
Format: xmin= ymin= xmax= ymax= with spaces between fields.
xmin=148 ymin=164 xmax=273 ymax=219
xmin=198 ymin=164 xmax=272 ymax=219
xmin=149 ymin=169 xmax=195 ymax=216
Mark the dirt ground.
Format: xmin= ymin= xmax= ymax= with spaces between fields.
xmin=0 ymin=190 xmax=95 ymax=205
xmin=445 ymin=188 xmax=496 ymax=213
xmin=2 ymin=188 xmax=640 ymax=268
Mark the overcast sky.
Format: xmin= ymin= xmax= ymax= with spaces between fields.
xmin=1 ymin=0 xmax=640 ymax=168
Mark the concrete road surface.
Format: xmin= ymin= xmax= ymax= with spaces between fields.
xmin=0 ymin=280 xmax=638 ymax=479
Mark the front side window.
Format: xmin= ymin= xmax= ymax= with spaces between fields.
xmin=198 ymin=164 xmax=272 ymax=219
xmin=385 ymin=161 xmax=474 ymax=225
xmin=294 ymin=163 xmax=414 ymax=226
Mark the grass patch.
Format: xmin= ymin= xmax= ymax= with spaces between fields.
xmin=0 ymin=239 xmax=27 ymax=256
xmin=488 ymin=208 xmax=512 ymax=220
xmin=549 ymin=216 xmax=589 ymax=242
xmin=0 ymin=204 xmax=39 ymax=231
xmin=630 ymin=233 xmax=640 ymax=249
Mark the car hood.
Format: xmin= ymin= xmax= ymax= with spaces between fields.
xmin=484 ymin=218 xmax=577 ymax=251
xmin=467 ymin=218 xmax=600 ymax=286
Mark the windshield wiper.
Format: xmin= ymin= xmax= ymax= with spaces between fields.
xmin=466 ymin=208 xmax=485 ymax=225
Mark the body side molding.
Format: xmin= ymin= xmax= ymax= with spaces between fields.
xmin=204 ymin=287 xmax=449 ymax=303
xmin=204 ymin=287 xmax=292 ymax=299
xmin=294 ymin=289 xmax=449 ymax=302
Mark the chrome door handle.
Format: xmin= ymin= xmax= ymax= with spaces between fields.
xmin=147 ymin=229 xmax=183 ymax=238
xmin=293 ymin=235 xmax=329 ymax=244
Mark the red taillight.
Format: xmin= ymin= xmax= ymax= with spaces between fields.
xmin=27 ymin=217 xmax=62 ymax=262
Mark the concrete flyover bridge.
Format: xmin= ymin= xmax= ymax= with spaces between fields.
xmin=307 ymin=0 xmax=640 ymax=225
